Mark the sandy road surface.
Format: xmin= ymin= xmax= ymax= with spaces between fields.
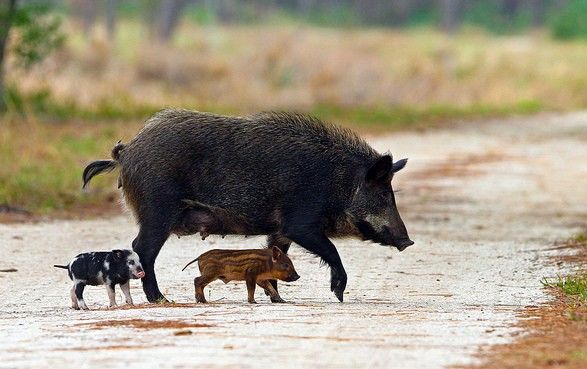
xmin=1 ymin=113 xmax=586 ymax=369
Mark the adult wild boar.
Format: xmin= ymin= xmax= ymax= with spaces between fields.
xmin=83 ymin=109 xmax=413 ymax=302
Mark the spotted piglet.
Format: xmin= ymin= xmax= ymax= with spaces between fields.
xmin=54 ymin=250 xmax=145 ymax=310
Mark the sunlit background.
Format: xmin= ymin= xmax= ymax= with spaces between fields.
xmin=1 ymin=0 xmax=586 ymax=214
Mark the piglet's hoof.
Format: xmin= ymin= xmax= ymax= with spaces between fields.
xmin=270 ymin=296 xmax=287 ymax=303
xmin=248 ymin=300 xmax=258 ymax=304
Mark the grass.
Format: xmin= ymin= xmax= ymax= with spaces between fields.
xmin=3 ymin=22 xmax=587 ymax=214
xmin=542 ymin=233 xmax=587 ymax=303
xmin=473 ymin=233 xmax=587 ymax=369
xmin=545 ymin=275 xmax=587 ymax=302
xmin=0 ymin=118 xmax=142 ymax=213
xmin=13 ymin=22 xmax=587 ymax=115
xmin=2 ymin=99 xmax=540 ymax=214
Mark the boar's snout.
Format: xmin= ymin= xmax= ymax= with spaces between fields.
xmin=393 ymin=237 xmax=414 ymax=251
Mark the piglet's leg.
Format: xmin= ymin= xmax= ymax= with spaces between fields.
xmin=120 ymin=281 xmax=133 ymax=305
xmin=106 ymin=282 xmax=117 ymax=308
xmin=194 ymin=276 xmax=215 ymax=303
xmin=74 ymin=282 xmax=88 ymax=310
xmin=70 ymin=285 xmax=79 ymax=309
xmin=257 ymin=280 xmax=286 ymax=303
xmin=246 ymin=272 xmax=257 ymax=304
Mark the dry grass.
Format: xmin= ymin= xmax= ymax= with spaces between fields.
xmin=4 ymin=22 xmax=587 ymax=214
xmin=0 ymin=118 xmax=142 ymax=213
xmin=12 ymin=22 xmax=587 ymax=115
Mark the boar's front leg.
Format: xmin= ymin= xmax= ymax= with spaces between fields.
xmin=284 ymin=224 xmax=347 ymax=302
xmin=266 ymin=233 xmax=292 ymax=303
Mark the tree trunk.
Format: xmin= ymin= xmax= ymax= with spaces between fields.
xmin=530 ymin=0 xmax=545 ymax=28
xmin=0 ymin=0 xmax=17 ymax=111
xmin=440 ymin=0 xmax=461 ymax=34
xmin=105 ymin=0 xmax=118 ymax=42
xmin=71 ymin=0 xmax=97 ymax=37
xmin=156 ymin=0 xmax=190 ymax=43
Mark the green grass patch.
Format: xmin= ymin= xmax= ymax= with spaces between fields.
xmin=311 ymin=100 xmax=543 ymax=130
xmin=0 ymin=89 xmax=547 ymax=215
xmin=542 ymin=232 xmax=587 ymax=303
xmin=543 ymin=275 xmax=587 ymax=303
xmin=8 ymin=86 xmax=544 ymax=129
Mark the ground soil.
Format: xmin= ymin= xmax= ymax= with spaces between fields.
xmin=468 ymin=240 xmax=587 ymax=369
xmin=1 ymin=112 xmax=587 ymax=368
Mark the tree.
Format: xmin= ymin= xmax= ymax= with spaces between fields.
xmin=440 ymin=0 xmax=461 ymax=34
xmin=0 ymin=0 xmax=63 ymax=111
xmin=0 ymin=0 xmax=17 ymax=111
xmin=105 ymin=0 xmax=118 ymax=42
xmin=155 ymin=0 xmax=190 ymax=42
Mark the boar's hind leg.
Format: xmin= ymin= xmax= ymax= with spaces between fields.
xmin=284 ymin=226 xmax=347 ymax=303
xmin=132 ymin=217 xmax=173 ymax=303
xmin=266 ymin=233 xmax=292 ymax=302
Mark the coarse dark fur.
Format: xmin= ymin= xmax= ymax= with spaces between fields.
xmin=82 ymin=109 xmax=413 ymax=303
xmin=54 ymin=250 xmax=144 ymax=310
xmin=182 ymin=247 xmax=300 ymax=303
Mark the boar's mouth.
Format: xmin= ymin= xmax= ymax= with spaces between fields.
xmin=356 ymin=220 xmax=413 ymax=251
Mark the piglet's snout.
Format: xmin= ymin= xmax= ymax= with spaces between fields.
xmin=132 ymin=267 xmax=145 ymax=279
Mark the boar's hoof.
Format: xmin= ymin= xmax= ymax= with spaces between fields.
xmin=270 ymin=296 xmax=287 ymax=303
xmin=331 ymin=277 xmax=347 ymax=303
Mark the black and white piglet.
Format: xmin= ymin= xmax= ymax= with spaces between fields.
xmin=54 ymin=249 xmax=145 ymax=310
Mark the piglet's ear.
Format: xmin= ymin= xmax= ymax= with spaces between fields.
xmin=112 ymin=249 xmax=124 ymax=259
xmin=271 ymin=246 xmax=282 ymax=262
xmin=366 ymin=155 xmax=392 ymax=184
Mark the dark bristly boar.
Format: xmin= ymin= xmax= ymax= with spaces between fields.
xmin=82 ymin=109 xmax=413 ymax=303
xmin=182 ymin=247 xmax=300 ymax=304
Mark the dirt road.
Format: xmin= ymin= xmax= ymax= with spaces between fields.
xmin=1 ymin=113 xmax=586 ymax=369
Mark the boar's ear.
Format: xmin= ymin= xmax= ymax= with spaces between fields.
xmin=392 ymin=158 xmax=408 ymax=173
xmin=271 ymin=246 xmax=283 ymax=262
xmin=366 ymin=155 xmax=392 ymax=184
xmin=112 ymin=249 xmax=124 ymax=259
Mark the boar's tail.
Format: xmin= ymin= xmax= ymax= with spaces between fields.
xmin=82 ymin=160 xmax=117 ymax=189
xmin=53 ymin=264 xmax=69 ymax=270
xmin=181 ymin=257 xmax=199 ymax=271
xmin=82 ymin=142 xmax=126 ymax=189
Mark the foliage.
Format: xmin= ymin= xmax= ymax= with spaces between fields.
xmin=551 ymin=0 xmax=587 ymax=41
xmin=461 ymin=1 xmax=532 ymax=34
xmin=10 ymin=1 xmax=64 ymax=69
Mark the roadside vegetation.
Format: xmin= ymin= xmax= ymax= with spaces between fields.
xmin=543 ymin=233 xmax=587 ymax=303
xmin=2 ymin=13 xmax=587 ymax=214
xmin=473 ymin=233 xmax=587 ymax=369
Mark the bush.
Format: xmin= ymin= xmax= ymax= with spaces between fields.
xmin=551 ymin=0 xmax=587 ymax=40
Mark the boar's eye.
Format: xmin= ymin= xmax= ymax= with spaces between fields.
xmin=128 ymin=260 xmax=135 ymax=265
